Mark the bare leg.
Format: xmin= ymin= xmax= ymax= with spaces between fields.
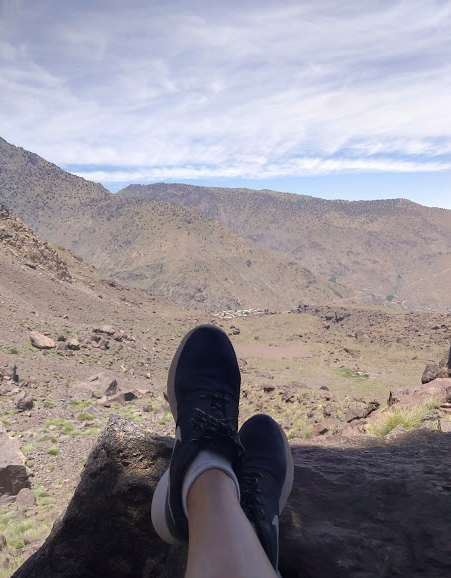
xmin=185 ymin=469 xmax=278 ymax=578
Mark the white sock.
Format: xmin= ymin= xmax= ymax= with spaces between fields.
xmin=181 ymin=450 xmax=240 ymax=518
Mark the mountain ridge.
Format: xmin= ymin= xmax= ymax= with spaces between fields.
xmin=118 ymin=182 xmax=451 ymax=311
xmin=0 ymin=137 xmax=345 ymax=311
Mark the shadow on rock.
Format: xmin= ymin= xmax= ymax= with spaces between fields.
xmin=12 ymin=416 xmax=451 ymax=578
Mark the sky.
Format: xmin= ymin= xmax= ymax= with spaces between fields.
xmin=1 ymin=0 xmax=451 ymax=208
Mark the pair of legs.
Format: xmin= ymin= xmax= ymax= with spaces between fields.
xmin=151 ymin=325 xmax=292 ymax=578
xmin=186 ymin=469 xmax=278 ymax=578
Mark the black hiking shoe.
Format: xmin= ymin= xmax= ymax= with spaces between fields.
xmin=237 ymin=414 xmax=294 ymax=571
xmin=151 ymin=324 xmax=242 ymax=544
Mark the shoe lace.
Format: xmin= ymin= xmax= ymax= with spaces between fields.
xmin=240 ymin=471 xmax=265 ymax=518
xmin=199 ymin=392 xmax=230 ymax=415
xmin=190 ymin=394 xmax=244 ymax=459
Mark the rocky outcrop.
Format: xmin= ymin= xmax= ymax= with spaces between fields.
xmin=0 ymin=423 xmax=30 ymax=496
xmin=0 ymin=205 xmax=72 ymax=282
xmin=12 ymin=416 xmax=451 ymax=578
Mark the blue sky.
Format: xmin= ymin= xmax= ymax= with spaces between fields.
xmin=1 ymin=0 xmax=451 ymax=208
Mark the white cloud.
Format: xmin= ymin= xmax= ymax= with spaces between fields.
xmin=0 ymin=0 xmax=451 ymax=185
xmin=74 ymin=157 xmax=451 ymax=184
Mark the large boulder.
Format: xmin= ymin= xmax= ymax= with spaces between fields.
xmin=0 ymin=423 xmax=30 ymax=496
xmin=387 ymin=378 xmax=451 ymax=407
xmin=29 ymin=332 xmax=55 ymax=349
xmin=12 ymin=416 xmax=451 ymax=578
xmin=421 ymin=363 xmax=439 ymax=384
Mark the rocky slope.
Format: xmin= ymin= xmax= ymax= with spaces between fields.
xmin=118 ymin=183 xmax=451 ymax=311
xmin=0 ymin=137 xmax=345 ymax=312
xmin=0 ymin=205 xmax=71 ymax=282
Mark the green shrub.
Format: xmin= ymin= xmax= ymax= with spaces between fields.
xmin=8 ymin=348 xmax=19 ymax=355
xmin=77 ymin=412 xmax=94 ymax=421
xmin=369 ymin=407 xmax=425 ymax=437
xmin=425 ymin=397 xmax=442 ymax=410
xmin=386 ymin=294 xmax=395 ymax=302
xmin=47 ymin=447 xmax=59 ymax=456
xmin=40 ymin=496 xmax=56 ymax=506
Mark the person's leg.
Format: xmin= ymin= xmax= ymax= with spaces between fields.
xmin=185 ymin=469 xmax=277 ymax=578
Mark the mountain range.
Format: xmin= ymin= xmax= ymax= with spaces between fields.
xmin=1 ymin=135 xmax=451 ymax=311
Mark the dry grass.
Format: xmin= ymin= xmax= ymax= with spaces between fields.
xmin=368 ymin=406 xmax=427 ymax=437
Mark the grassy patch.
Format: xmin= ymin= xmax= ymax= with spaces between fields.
xmin=69 ymin=400 xmax=94 ymax=409
xmin=39 ymin=496 xmax=56 ymax=506
xmin=425 ymin=397 xmax=442 ymax=410
xmin=47 ymin=447 xmax=59 ymax=456
xmin=34 ymin=486 xmax=49 ymax=498
xmin=8 ymin=348 xmax=19 ymax=355
xmin=0 ymin=557 xmax=25 ymax=578
xmin=338 ymin=367 xmax=370 ymax=380
xmin=369 ymin=407 xmax=426 ymax=437
xmin=77 ymin=412 xmax=94 ymax=421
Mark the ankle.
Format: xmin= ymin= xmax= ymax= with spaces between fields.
xmin=188 ymin=468 xmax=239 ymax=511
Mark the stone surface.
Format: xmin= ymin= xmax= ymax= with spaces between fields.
xmin=0 ymin=423 xmax=30 ymax=496
xmin=12 ymin=416 xmax=451 ymax=578
xmin=29 ymin=331 xmax=56 ymax=349
xmin=67 ymin=338 xmax=80 ymax=350
xmin=16 ymin=396 xmax=34 ymax=412
xmin=16 ymin=488 xmax=36 ymax=507
xmin=421 ymin=363 xmax=439 ymax=384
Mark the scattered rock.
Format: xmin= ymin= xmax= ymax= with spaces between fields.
xmin=16 ymin=396 xmax=33 ymax=412
xmin=309 ymin=423 xmax=329 ymax=437
xmin=97 ymin=396 xmax=111 ymax=408
xmin=345 ymin=401 xmax=379 ymax=423
xmin=29 ymin=332 xmax=55 ymax=349
xmin=344 ymin=347 xmax=361 ymax=359
xmin=0 ymin=423 xmax=31 ymax=495
xmin=93 ymin=325 xmax=115 ymax=335
xmin=421 ymin=363 xmax=439 ymax=384
xmin=439 ymin=419 xmax=451 ymax=433
xmin=281 ymin=387 xmax=297 ymax=403
xmin=108 ymin=391 xmax=138 ymax=405
xmin=263 ymin=385 xmax=275 ymax=393
xmin=67 ymin=338 xmax=80 ymax=350
xmin=104 ymin=379 xmax=119 ymax=397
xmin=16 ymin=488 xmax=36 ymax=508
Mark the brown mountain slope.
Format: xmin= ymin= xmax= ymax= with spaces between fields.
xmin=118 ymin=183 xmax=451 ymax=311
xmin=63 ymin=196 xmax=348 ymax=311
xmin=0 ymin=136 xmax=112 ymax=244
xmin=0 ymin=138 xmax=345 ymax=311
xmin=0 ymin=205 xmax=71 ymax=282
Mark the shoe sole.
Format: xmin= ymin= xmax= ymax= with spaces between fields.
xmin=278 ymin=423 xmax=294 ymax=514
xmin=151 ymin=325 xmax=230 ymax=545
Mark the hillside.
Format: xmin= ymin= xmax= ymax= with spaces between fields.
xmin=0 ymin=137 xmax=111 ymax=244
xmin=63 ymin=195 xmax=347 ymax=311
xmin=0 ymin=137 xmax=343 ymax=311
xmin=118 ymin=183 xmax=451 ymax=311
